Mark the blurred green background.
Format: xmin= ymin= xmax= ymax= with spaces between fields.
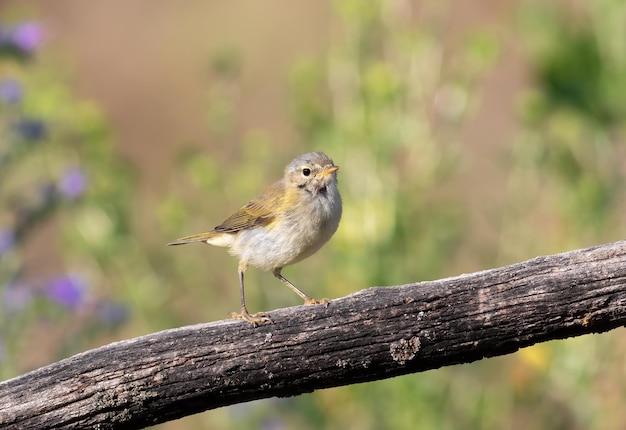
xmin=1 ymin=1 xmax=626 ymax=429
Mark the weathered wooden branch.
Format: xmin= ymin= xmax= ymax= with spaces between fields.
xmin=2 ymin=240 xmax=626 ymax=429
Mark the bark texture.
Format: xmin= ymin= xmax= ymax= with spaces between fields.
xmin=2 ymin=240 xmax=626 ymax=429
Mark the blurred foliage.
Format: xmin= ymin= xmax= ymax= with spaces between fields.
xmin=505 ymin=0 xmax=626 ymax=257
xmin=0 ymin=18 xmax=165 ymax=379
xmin=2 ymin=0 xmax=626 ymax=429
xmin=287 ymin=0 xmax=498 ymax=290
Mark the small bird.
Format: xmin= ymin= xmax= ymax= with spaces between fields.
xmin=168 ymin=152 xmax=342 ymax=325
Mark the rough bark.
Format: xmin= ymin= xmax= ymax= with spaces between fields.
xmin=2 ymin=240 xmax=626 ymax=429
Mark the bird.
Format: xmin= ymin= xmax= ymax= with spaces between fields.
xmin=167 ymin=151 xmax=342 ymax=326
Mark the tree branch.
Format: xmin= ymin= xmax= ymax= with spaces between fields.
xmin=2 ymin=240 xmax=626 ymax=429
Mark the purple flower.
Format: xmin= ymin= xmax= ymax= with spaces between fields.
xmin=58 ymin=167 xmax=87 ymax=199
xmin=44 ymin=275 xmax=88 ymax=310
xmin=0 ymin=78 xmax=22 ymax=105
xmin=0 ymin=229 xmax=15 ymax=255
xmin=2 ymin=282 xmax=32 ymax=311
xmin=12 ymin=22 xmax=43 ymax=53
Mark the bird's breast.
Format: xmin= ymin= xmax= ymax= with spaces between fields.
xmin=231 ymin=184 xmax=341 ymax=271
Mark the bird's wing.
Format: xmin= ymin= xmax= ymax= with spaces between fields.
xmin=214 ymin=180 xmax=284 ymax=233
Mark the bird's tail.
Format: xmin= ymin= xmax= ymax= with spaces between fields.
xmin=167 ymin=231 xmax=217 ymax=246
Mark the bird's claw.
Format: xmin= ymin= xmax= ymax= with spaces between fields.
xmin=303 ymin=297 xmax=330 ymax=306
xmin=229 ymin=310 xmax=273 ymax=326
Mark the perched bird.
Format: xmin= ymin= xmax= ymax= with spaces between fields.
xmin=168 ymin=152 xmax=342 ymax=325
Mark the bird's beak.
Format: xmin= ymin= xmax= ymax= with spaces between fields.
xmin=318 ymin=165 xmax=339 ymax=176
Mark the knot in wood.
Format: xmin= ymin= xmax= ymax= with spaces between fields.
xmin=389 ymin=336 xmax=421 ymax=365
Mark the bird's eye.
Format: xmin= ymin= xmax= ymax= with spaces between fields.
xmin=302 ymin=168 xmax=311 ymax=177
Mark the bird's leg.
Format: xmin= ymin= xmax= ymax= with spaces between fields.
xmin=229 ymin=263 xmax=272 ymax=326
xmin=272 ymin=268 xmax=330 ymax=306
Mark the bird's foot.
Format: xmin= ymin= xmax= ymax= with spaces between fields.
xmin=229 ymin=309 xmax=273 ymax=326
xmin=303 ymin=297 xmax=330 ymax=306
